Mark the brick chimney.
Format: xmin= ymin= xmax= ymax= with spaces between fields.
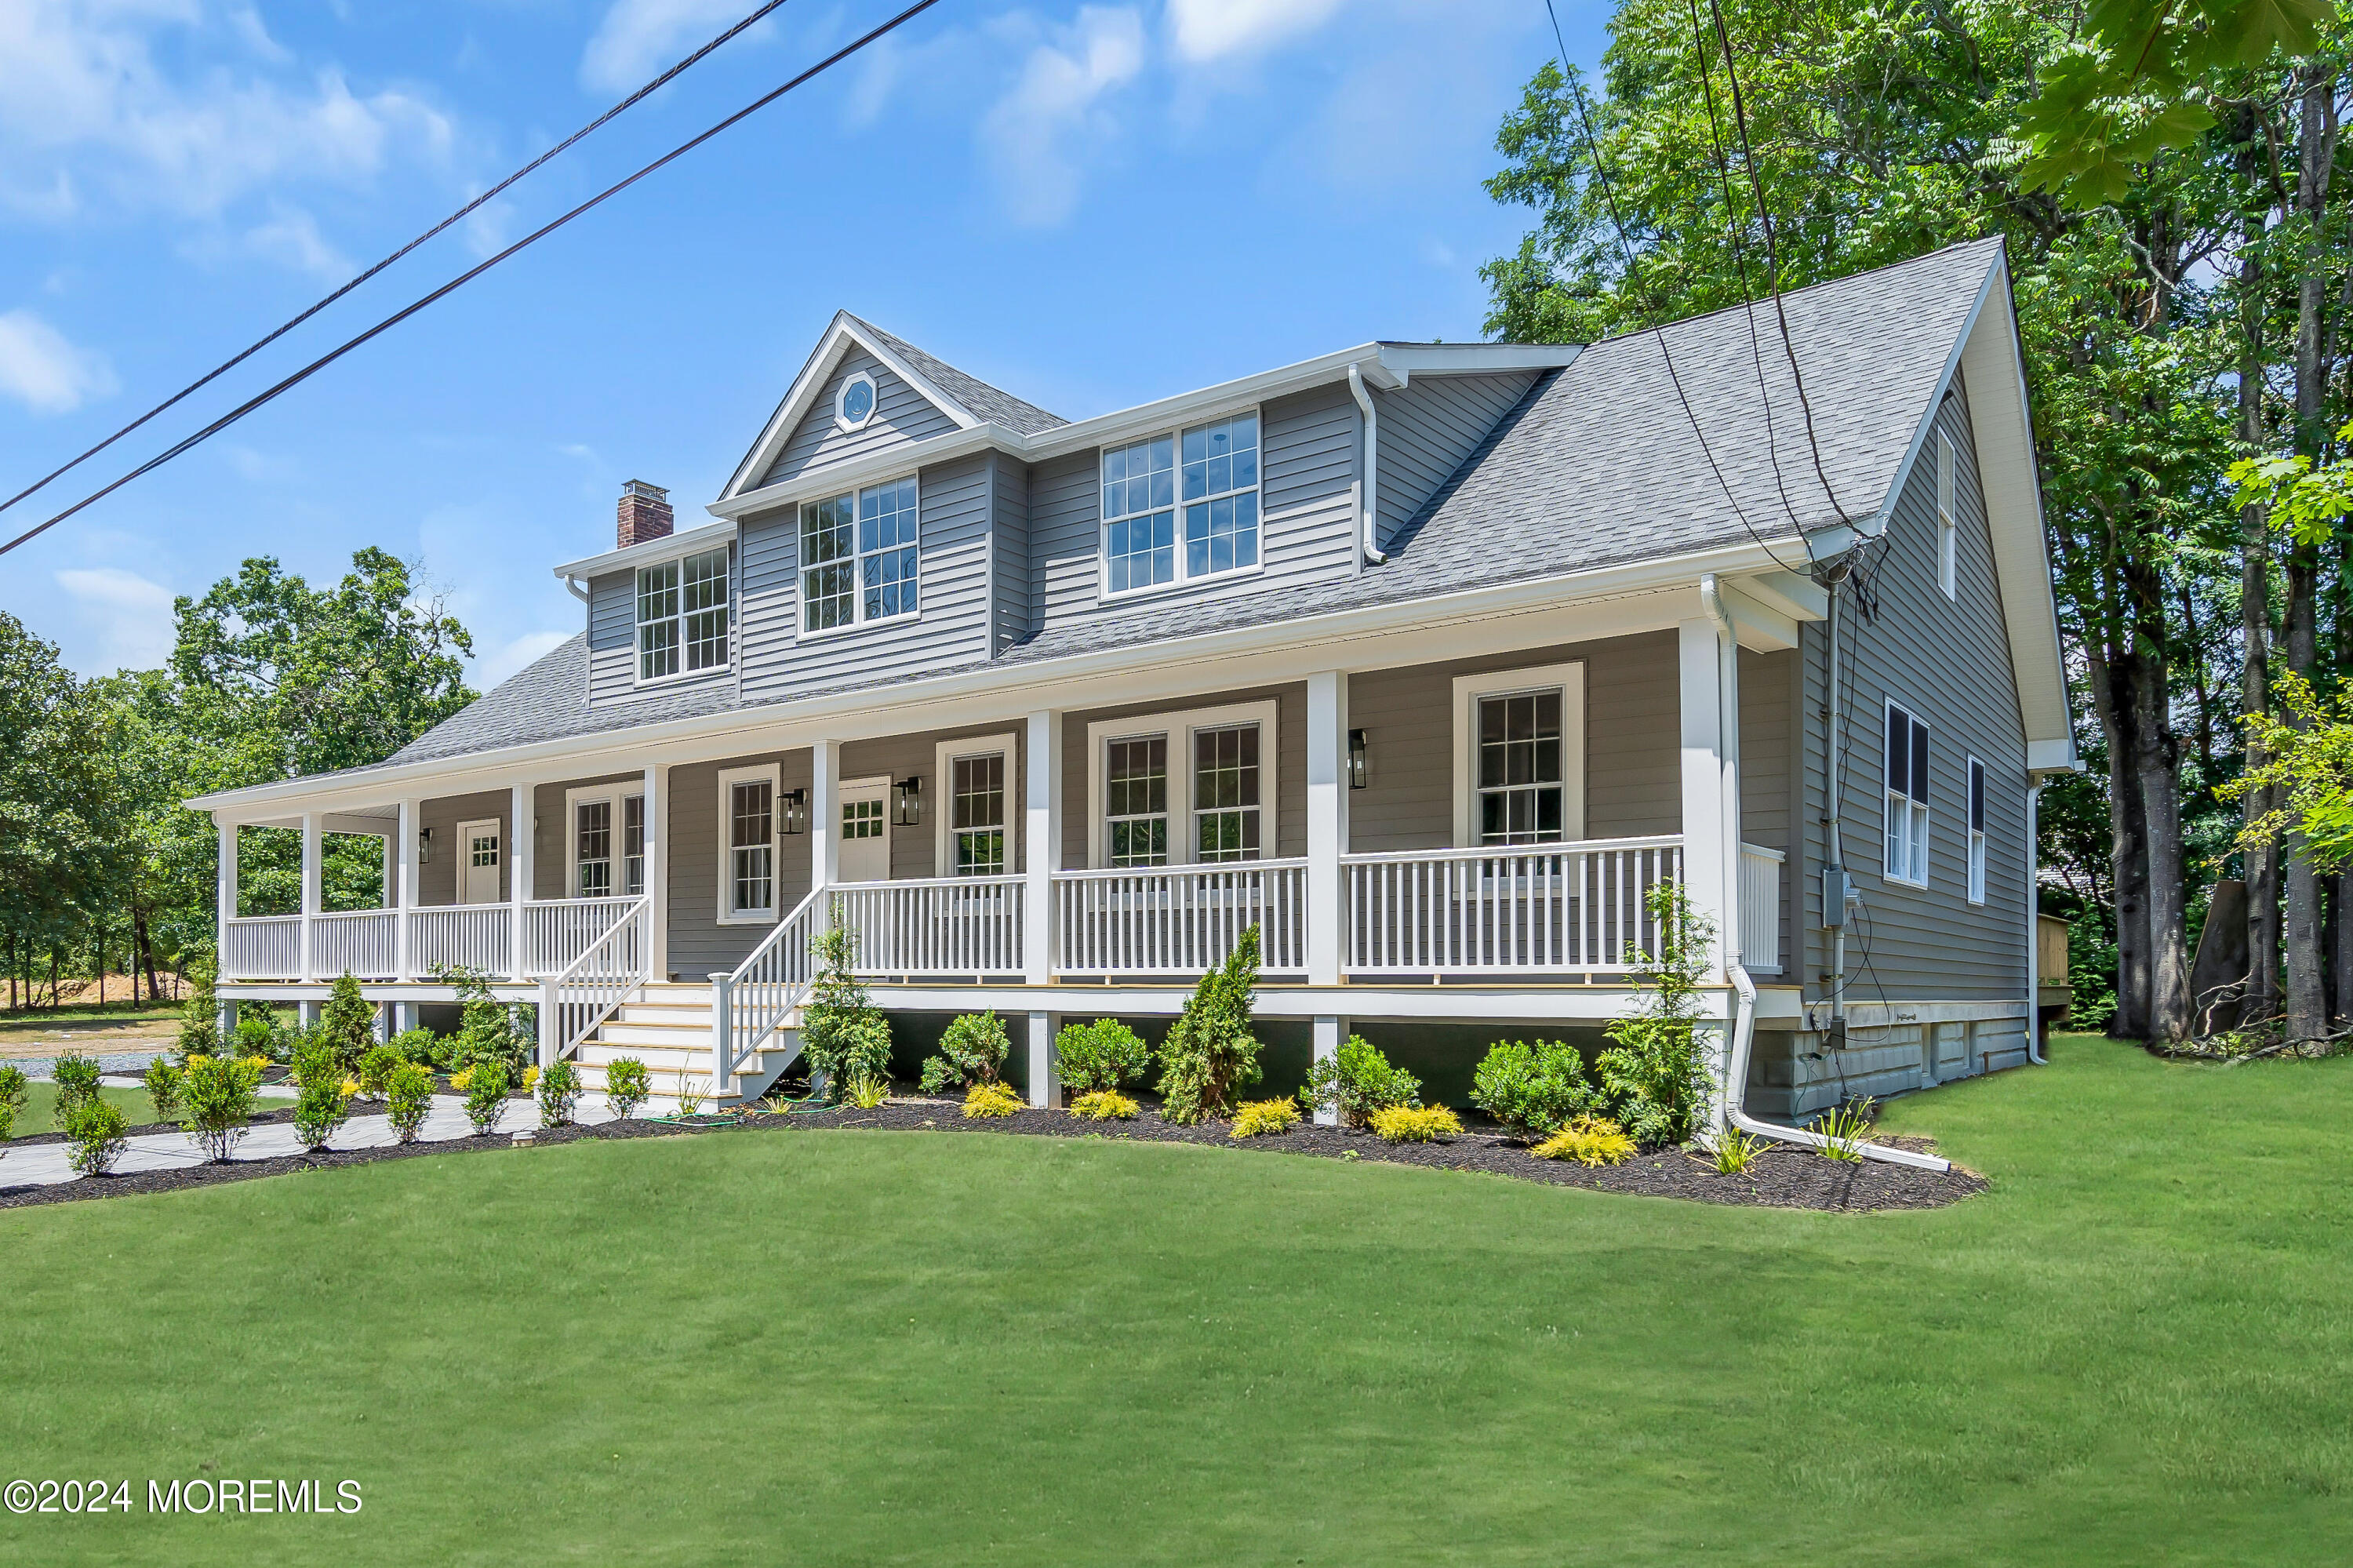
xmin=616 ymin=479 xmax=674 ymax=548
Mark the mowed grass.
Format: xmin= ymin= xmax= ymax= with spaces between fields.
xmin=2 ymin=1034 xmax=2349 ymax=1566
xmin=13 ymin=1082 xmax=155 ymax=1136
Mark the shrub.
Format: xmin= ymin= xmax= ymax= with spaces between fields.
xmin=962 ymin=1080 xmax=1024 ymax=1119
xmin=1705 ymin=1126 xmax=1767 ymax=1174
xmin=65 ymin=1101 xmax=129 ymax=1176
xmin=388 ymin=1027 xmax=438 ymax=1066
xmin=143 ymin=1059 xmax=185 ymax=1122
xmin=434 ymin=964 xmax=533 ymax=1079
xmin=181 ymin=1054 xmax=263 ymax=1162
xmin=234 ymin=1007 xmax=287 ymax=1062
xmin=318 ymin=972 xmax=376 ymax=1071
xmin=177 ymin=955 xmax=221 ymax=1061
xmin=290 ymin=1037 xmax=342 ymax=1093
xmin=1594 ymin=883 xmax=1712 ymax=1146
xmin=1055 ymin=1018 xmax=1151 ymax=1095
xmin=604 ymin=1058 xmax=651 ymax=1120
xmin=0 ymin=1063 xmax=27 ymax=1141
xmin=1533 ymin=1114 xmax=1637 ymax=1166
xmin=384 ymin=1063 xmax=433 ymax=1144
xmin=844 ymin=1072 xmax=889 ymax=1109
xmin=292 ymin=1075 xmax=351 ymax=1152
xmin=537 ymin=1059 xmax=582 ymax=1128
xmin=920 ymin=1010 xmax=1010 ymax=1094
xmin=1369 ymin=1104 xmax=1461 ymax=1144
xmin=464 ymin=1060 xmax=511 ymax=1136
xmin=1067 ymin=1089 xmax=1138 ymax=1121
xmin=1471 ymin=1039 xmax=1597 ymax=1141
xmin=1812 ymin=1098 xmax=1877 ymax=1162
xmin=1230 ymin=1098 xmax=1301 ymax=1137
xmin=449 ymin=1065 xmax=475 ymax=1092
xmin=800 ymin=912 xmax=893 ymax=1100
xmin=1302 ymin=1035 xmax=1421 ymax=1128
xmin=357 ymin=1044 xmax=404 ymax=1100
xmin=1156 ymin=926 xmax=1264 ymax=1125
xmin=50 ymin=1051 xmax=101 ymax=1127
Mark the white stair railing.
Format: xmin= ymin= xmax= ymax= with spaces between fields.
xmin=534 ymin=895 xmax=650 ymax=1068
xmin=524 ymin=895 xmax=642 ymax=977
xmin=711 ymin=886 xmax=828 ymax=1091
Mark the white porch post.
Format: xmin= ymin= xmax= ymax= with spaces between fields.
xmin=1306 ymin=671 xmax=1348 ymax=987
xmin=813 ymin=741 xmax=842 ymax=892
xmin=1023 ymin=709 xmax=1061 ymax=987
xmin=644 ymin=764 xmax=668 ymax=982
xmin=510 ymin=784 xmax=534 ymax=982
xmin=394 ymin=799 xmax=419 ymax=982
xmin=1026 ymin=1010 xmax=1058 ymax=1108
xmin=297 ymin=810 xmax=322 ymax=1026
xmin=1311 ymin=1014 xmax=1346 ymax=1126
xmin=1679 ymin=609 xmax=1740 ymax=1131
xmin=215 ymin=818 xmax=238 ymax=1026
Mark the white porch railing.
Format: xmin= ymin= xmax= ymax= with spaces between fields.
xmin=221 ymin=915 xmax=302 ymax=980
xmin=831 ymin=875 xmax=1026 ymax=975
xmin=1342 ymin=837 xmax=1683 ymax=973
xmin=713 ymin=886 xmax=827 ymax=1090
xmin=312 ymin=909 xmax=397 ymax=980
xmin=411 ymin=906 xmax=514 ymax=980
xmin=1738 ymin=843 xmax=1785 ymax=974
xmin=1053 ymin=860 xmax=1308 ymax=975
xmin=525 ymin=896 xmax=642 ymax=978
xmin=538 ymin=895 xmax=651 ymax=1067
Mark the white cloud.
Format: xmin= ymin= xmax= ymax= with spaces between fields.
xmin=244 ymin=206 xmax=353 ymax=281
xmin=580 ymin=0 xmax=761 ymax=93
xmin=473 ymin=628 xmax=571 ymax=688
xmin=55 ymin=566 xmax=176 ymax=671
xmin=1167 ymin=0 xmax=1349 ymax=62
xmin=0 ymin=308 xmax=115 ymax=413
xmin=980 ymin=7 xmax=1146 ymax=227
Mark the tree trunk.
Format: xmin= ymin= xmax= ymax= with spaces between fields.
xmin=2089 ymin=643 xmax=2153 ymax=1037
xmin=135 ymin=907 xmax=161 ymax=1006
xmin=2237 ymin=133 xmax=2282 ymax=1023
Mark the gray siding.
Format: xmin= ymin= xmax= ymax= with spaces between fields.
xmin=989 ymin=451 xmax=1032 ymax=653
xmin=417 ymin=790 xmax=511 ymax=905
xmin=1373 ymin=371 xmax=1540 ymax=548
xmin=1795 ymin=373 xmax=2031 ymax=1002
xmin=756 ymin=348 xmax=958 ymax=491
xmin=1061 ymin=684 xmax=1308 ymax=868
xmin=1739 ymin=646 xmax=1795 ymax=972
xmin=666 ymin=750 xmax=816 ymax=978
xmin=584 ymin=544 xmax=738 ymax=710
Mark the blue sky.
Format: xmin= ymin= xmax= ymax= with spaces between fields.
xmin=0 ymin=0 xmax=1607 ymax=685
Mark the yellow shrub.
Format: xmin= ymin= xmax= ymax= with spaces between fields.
xmin=522 ymin=1066 xmax=541 ymax=1093
xmin=962 ymin=1081 xmax=1025 ymax=1119
xmin=1229 ymin=1098 xmax=1301 ymax=1137
xmin=338 ymin=1078 xmax=361 ymax=1098
xmin=1369 ymin=1104 xmax=1462 ymax=1144
xmin=239 ymin=1055 xmax=271 ymax=1074
xmin=1067 ymin=1090 xmax=1138 ymax=1121
xmin=449 ymin=1066 xmax=475 ymax=1092
xmin=1533 ymin=1114 xmax=1637 ymax=1166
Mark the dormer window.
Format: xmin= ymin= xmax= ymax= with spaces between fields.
xmin=636 ymin=546 xmax=730 ymax=682
xmin=1101 ymin=410 xmax=1260 ymax=597
xmin=801 ymin=476 xmax=920 ymax=635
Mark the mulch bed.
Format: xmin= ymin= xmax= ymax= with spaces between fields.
xmin=0 ymin=1093 xmax=1984 ymax=1214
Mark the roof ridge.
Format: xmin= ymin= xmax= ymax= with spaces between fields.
xmin=1584 ymin=235 xmax=2002 ymax=353
xmin=842 ymin=312 xmax=1070 ymax=435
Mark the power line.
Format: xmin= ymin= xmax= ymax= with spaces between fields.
xmin=0 ymin=0 xmax=946 ymax=561
xmin=0 ymin=0 xmax=798 ymax=526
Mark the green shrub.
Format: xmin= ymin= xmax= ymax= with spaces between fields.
xmin=1302 ymin=1035 xmax=1421 ymax=1128
xmin=234 ymin=1009 xmax=286 ymax=1063
xmin=388 ymin=1027 xmax=438 ymax=1066
xmin=538 ymin=1059 xmax=582 ymax=1127
xmin=65 ymin=1101 xmax=129 ymax=1176
xmin=1067 ymin=1089 xmax=1138 ymax=1121
xmin=50 ymin=1051 xmax=102 ymax=1127
xmin=177 ymin=955 xmax=221 ymax=1061
xmin=0 ymin=1063 xmax=27 ymax=1141
xmin=844 ymin=1072 xmax=890 ymax=1109
xmin=920 ymin=1010 xmax=1009 ymax=1094
xmin=1470 ymin=1039 xmax=1596 ymax=1141
xmin=1156 ymin=926 xmax=1263 ymax=1125
xmin=464 ymin=1060 xmax=511 ymax=1136
xmin=604 ymin=1058 xmax=651 ymax=1120
xmin=355 ymin=1044 xmax=404 ymax=1099
xmin=318 ymin=971 xmax=376 ymax=1071
xmin=1230 ymin=1098 xmax=1301 ymax=1137
xmin=800 ymin=913 xmax=893 ymax=1100
xmin=1812 ymin=1098 xmax=1877 ymax=1162
xmin=1055 ymin=1018 xmax=1151 ymax=1095
xmin=432 ymin=964 xmax=533 ymax=1079
xmin=1593 ymin=883 xmax=1712 ymax=1146
xmin=1370 ymin=1104 xmax=1461 ymax=1144
xmin=290 ymin=1035 xmax=344 ymax=1093
xmin=1533 ymin=1114 xmax=1636 ymax=1166
xmin=1705 ymin=1126 xmax=1767 ymax=1174
xmin=292 ymin=1075 xmax=352 ymax=1152
xmin=962 ymin=1080 xmax=1024 ymax=1119
xmin=384 ymin=1064 xmax=433 ymax=1144
xmin=142 ymin=1059 xmax=184 ymax=1122
xmin=181 ymin=1054 xmax=263 ymax=1162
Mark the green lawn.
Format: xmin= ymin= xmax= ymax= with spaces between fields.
xmin=2 ymin=1033 xmax=2348 ymax=1566
xmin=13 ymin=1081 xmax=155 ymax=1135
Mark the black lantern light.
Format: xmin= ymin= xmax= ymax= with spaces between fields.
xmin=781 ymin=787 xmax=807 ymax=835
xmin=894 ymin=776 xmax=923 ymax=826
xmin=416 ymin=826 xmax=435 ymax=863
xmin=1347 ymin=728 xmax=1369 ymax=790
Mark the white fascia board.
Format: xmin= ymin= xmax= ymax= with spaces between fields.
xmin=1373 ymin=342 xmax=1583 ymax=386
xmin=187 ymin=535 xmax=1794 ymax=818
xmin=719 ymin=315 xmax=984 ymax=504
xmin=1718 ymin=580 xmax=1801 ymax=652
xmin=1740 ymin=569 xmax=1830 ymax=623
xmin=2027 ymin=739 xmax=2081 ymax=775
xmin=1018 ymin=346 xmax=1386 ymax=459
xmin=707 ymin=426 xmax=1005 ymax=522
xmin=552 ymin=517 xmax=738 ymax=581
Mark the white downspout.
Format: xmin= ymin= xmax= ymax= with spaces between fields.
xmin=1347 ymin=363 xmax=1387 ymax=565
xmin=1700 ymin=577 xmax=1949 ymax=1173
xmin=2026 ymin=782 xmax=2046 ymax=1065
xmin=561 ymin=573 xmax=588 ymax=603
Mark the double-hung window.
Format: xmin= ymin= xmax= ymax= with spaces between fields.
xmin=1885 ymin=703 xmax=1931 ymax=886
xmin=636 ymin=547 xmax=730 ymax=681
xmin=1937 ymin=431 xmax=1958 ymax=600
xmin=1476 ymin=689 xmax=1566 ymax=846
xmin=1106 ymin=736 xmax=1169 ymax=867
xmin=1088 ymin=700 xmax=1280 ymax=869
xmin=575 ymin=800 xmax=613 ymax=898
xmin=1102 ymin=412 xmax=1260 ymax=596
xmin=1966 ymin=757 xmax=1988 ymax=904
xmin=800 ymin=477 xmax=918 ymax=633
xmin=950 ymin=752 xmax=1006 ymax=875
xmin=716 ymin=764 xmax=779 ymax=922
xmin=569 ymin=787 xmax=647 ymax=899
xmin=1192 ymin=724 xmax=1262 ymax=862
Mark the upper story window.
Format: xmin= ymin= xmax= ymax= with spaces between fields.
xmin=1101 ymin=411 xmax=1260 ymax=597
xmin=801 ymin=477 xmax=919 ymax=635
xmin=835 ymin=370 xmax=878 ymax=432
xmin=1966 ymin=756 xmax=1988 ymax=904
xmin=1885 ymin=702 xmax=1930 ymax=887
xmin=636 ymin=547 xmax=730 ymax=682
xmin=1937 ymin=431 xmax=1958 ymax=600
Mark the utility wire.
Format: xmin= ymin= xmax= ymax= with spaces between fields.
xmin=0 ymin=0 xmax=945 ymax=560
xmin=0 ymin=0 xmax=798 ymax=525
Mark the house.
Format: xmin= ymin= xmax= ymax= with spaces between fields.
xmin=189 ymin=236 xmax=2075 ymax=1128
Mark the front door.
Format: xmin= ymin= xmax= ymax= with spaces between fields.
xmin=838 ymin=780 xmax=890 ymax=883
xmin=456 ymin=818 xmax=501 ymax=904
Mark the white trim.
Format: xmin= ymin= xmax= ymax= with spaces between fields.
xmin=454 ymin=817 xmax=502 ymax=906
xmin=551 ymin=518 xmax=736 ymax=582
xmin=933 ymin=732 xmax=1020 ymax=876
xmin=563 ymin=783 xmax=646 ymax=900
xmin=1095 ymin=402 xmax=1266 ymax=603
xmin=1936 ymin=428 xmax=1958 ymax=600
xmin=722 ymin=314 xmax=984 ymax=501
xmin=1083 ymin=699 xmax=1281 ymax=869
xmin=1449 ymin=662 xmax=1587 ymax=849
xmin=630 ymin=541 xmax=735 ymax=689
xmin=715 ymin=762 xmax=783 ymax=925
xmin=834 ymin=369 xmax=879 ymax=434
xmin=795 ymin=471 xmax=922 ymax=639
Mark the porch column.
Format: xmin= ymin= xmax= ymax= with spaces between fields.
xmin=1311 ymin=1014 xmax=1346 ymax=1126
xmin=395 ymin=799 xmax=419 ymax=983
xmin=215 ymin=814 xmax=237 ymax=940
xmin=813 ymin=741 xmax=842 ymax=891
xmin=1306 ymin=671 xmax=1348 ymax=986
xmin=299 ymin=810 xmax=322 ymax=984
xmin=1023 ymin=709 xmax=1061 ymax=986
xmin=1026 ymin=1010 xmax=1058 ymax=1108
xmin=644 ymin=764 xmax=669 ymax=982
xmin=1676 ymin=618 xmax=1735 ymax=977
xmin=510 ymin=783 xmax=534 ymax=982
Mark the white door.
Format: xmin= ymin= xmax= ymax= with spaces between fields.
xmin=838 ymin=780 xmax=890 ymax=883
xmin=457 ymin=818 xmax=502 ymax=905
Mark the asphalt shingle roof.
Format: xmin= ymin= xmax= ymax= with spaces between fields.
xmin=849 ymin=315 xmax=1070 ymax=436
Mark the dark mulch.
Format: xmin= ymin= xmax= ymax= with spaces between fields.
xmin=0 ymin=1093 xmax=1984 ymax=1214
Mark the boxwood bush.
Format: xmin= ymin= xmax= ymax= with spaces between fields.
xmin=384 ymin=1063 xmax=434 ymax=1144
xmin=464 ymin=1060 xmax=512 ymax=1136
xmin=1470 ymin=1039 xmax=1597 ymax=1141
xmin=1300 ymin=1035 xmax=1420 ymax=1128
xmin=0 ymin=1063 xmax=27 ymax=1141
xmin=50 ymin=1051 xmax=101 ymax=1128
xmin=143 ymin=1059 xmax=184 ymax=1123
xmin=292 ymin=1075 xmax=352 ymax=1152
xmin=537 ymin=1059 xmax=582 ymax=1127
xmin=180 ymin=1054 xmax=263 ymax=1162
xmin=603 ymin=1058 xmax=650 ymax=1120
xmin=920 ymin=1010 xmax=1009 ymax=1094
xmin=66 ymin=1100 xmax=129 ymax=1176
xmin=1054 ymin=1018 xmax=1151 ymax=1096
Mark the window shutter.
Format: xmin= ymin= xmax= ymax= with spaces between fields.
xmin=1969 ymin=759 xmax=1986 ymax=832
xmin=1886 ymin=705 xmax=1909 ymax=798
xmin=1908 ymin=719 xmax=1929 ymax=806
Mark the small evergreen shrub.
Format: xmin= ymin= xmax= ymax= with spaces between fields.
xmin=177 ymin=955 xmax=221 ymax=1060
xmin=50 ymin=1051 xmax=101 ymax=1126
xmin=181 ymin=1054 xmax=263 ymax=1162
xmin=1067 ymin=1089 xmax=1138 ymax=1121
xmin=143 ymin=1059 xmax=184 ymax=1122
xmin=464 ymin=1060 xmax=511 ymax=1136
xmin=357 ymin=1044 xmax=404 ymax=1099
xmin=384 ymin=1064 xmax=433 ymax=1144
xmin=434 ymin=964 xmax=533 ymax=1079
xmin=962 ymin=1080 xmax=1024 ymax=1119
xmin=1594 ymin=884 xmax=1711 ymax=1146
xmin=1301 ymin=1035 xmax=1421 ymax=1128
xmin=292 ymin=1075 xmax=351 ymax=1151
xmin=1156 ymin=926 xmax=1264 ymax=1125
xmin=388 ymin=1027 xmax=438 ymax=1066
xmin=234 ymin=1008 xmax=286 ymax=1062
xmin=0 ymin=1063 xmax=27 ymax=1141
xmin=1533 ymin=1114 xmax=1636 ymax=1166
xmin=1055 ymin=1018 xmax=1151 ymax=1095
xmin=1369 ymin=1104 xmax=1461 ymax=1144
xmin=921 ymin=1010 xmax=1009 ymax=1094
xmin=800 ymin=914 xmax=891 ymax=1099
xmin=1471 ymin=1039 xmax=1597 ymax=1141
xmin=318 ymin=971 xmax=376 ymax=1071
xmin=1229 ymin=1098 xmax=1300 ymax=1137
xmin=290 ymin=1037 xmax=342 ymax=1093
xmin=537 ymin=1059 xmax=582 ymax=1127
xmin=604 ymin=1058 xmax=651 ymax=1120
xmin=65 ymin=1101 xmax=129 ymax=1176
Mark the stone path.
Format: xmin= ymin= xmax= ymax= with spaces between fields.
xmin=11 ymin=1049 xmax=176 ymax=1078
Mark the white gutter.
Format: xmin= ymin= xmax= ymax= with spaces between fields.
xmin=1700 ymin=576 xmax=1950 ymax=1173
xmin=560 ymin=573 xmax=587 ymax=604
xmin=1347 ymin=363 xmax=1387 ymax=564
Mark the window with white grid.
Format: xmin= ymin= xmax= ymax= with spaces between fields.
xmin=636 ymin=547 xmax=729 ymax=682
xmin=802 ymin=478 xmax=918 ymax=632
xmin=950 ymin=753 xmax=1006 ymax=875
xmin=1105 ymin=735 xmax=1169 ymax=868
xmin=1886 ymin=703 xmax=1931 ymax=887
xmin=1192 ymin=723 xmax=1263 ymax=862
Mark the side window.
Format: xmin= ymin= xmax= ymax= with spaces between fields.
xmin=1884 ymin=703 xmax=1930 ymax=887
xmin=1937 ymin=431 xmax=1958 ymax=600
xmin=636 ymin=548 xmax=730 ymax=681
xmin=1966 ymin=756 xmax=1988 ymax=905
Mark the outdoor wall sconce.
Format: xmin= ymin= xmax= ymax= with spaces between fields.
xmin=1347 ymin=729 xmax=1369 ymax=790
xmin=417 ymin=827 xmax=434 ymax=863
xmin=894 ymin=776 xmax=923 ymax=827
xmin=781 ymin=788 xmax=807 ymax=835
